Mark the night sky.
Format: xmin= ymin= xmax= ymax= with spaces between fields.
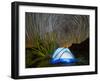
xmin=25 ymin=13 xmax=89 ymax=48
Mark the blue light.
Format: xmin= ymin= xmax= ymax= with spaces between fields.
xmin=50 ymin=48 xmax=77 ymax=64
xmin=51 ymin=58 xmax=77 ymax=64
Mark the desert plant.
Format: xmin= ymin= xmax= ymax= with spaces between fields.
xmin=26 ymin=32 xmax=58 ymax=67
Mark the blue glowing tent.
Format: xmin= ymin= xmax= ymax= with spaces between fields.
xmin=51 ymin=48 xmax=77 ymax=64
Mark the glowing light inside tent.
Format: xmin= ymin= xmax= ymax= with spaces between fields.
xmin=51 ymin=48 xmax=77 ymax=64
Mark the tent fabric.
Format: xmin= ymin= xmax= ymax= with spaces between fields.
xmin=51 ymin=48 xmax=77 ymax=64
